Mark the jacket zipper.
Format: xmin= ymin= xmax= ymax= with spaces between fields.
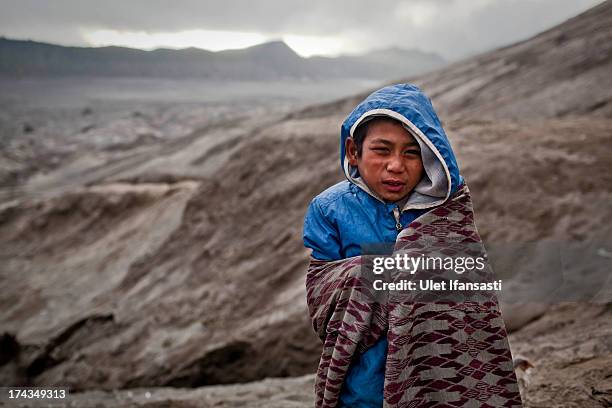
xmin=393 ymin=206 xmax=402 ymax=231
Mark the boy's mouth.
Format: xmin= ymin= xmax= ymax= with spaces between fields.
xmin=382 ymin=179 xmax=405 ymax=193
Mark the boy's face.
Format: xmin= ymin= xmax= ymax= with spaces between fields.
xmin=346 ymin=120 xmax=424 ymax=203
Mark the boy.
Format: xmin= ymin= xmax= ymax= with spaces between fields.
xmin=303 ymin=84 xmax=521 ymax=407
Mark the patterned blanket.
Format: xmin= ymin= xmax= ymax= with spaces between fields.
xmin=305 ymin=183 xmax=523 ymax=407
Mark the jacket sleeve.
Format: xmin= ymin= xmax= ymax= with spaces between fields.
xmin=303 ymin=198 xmax=342 ymax=261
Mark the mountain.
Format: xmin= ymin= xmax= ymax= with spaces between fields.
xmin=0 ymin=38 xmax=303 ymax=79
xmin=0 ymin=37 xmax=446 ymax=80
xmin=308 ymin=47 xmax=446 ymax=80
xmin=1 ymin=1 xmax=611 ymax=406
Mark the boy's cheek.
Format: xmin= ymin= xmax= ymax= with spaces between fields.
xmin=359 ymin=160 xmax=385 ymax=175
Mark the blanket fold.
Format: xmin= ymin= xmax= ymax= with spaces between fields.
xmin=305 ymin=183 xmax=523 ymax=407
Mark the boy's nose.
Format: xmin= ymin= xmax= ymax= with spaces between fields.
xmin=385 ymin=154 xmax=404 ymax=173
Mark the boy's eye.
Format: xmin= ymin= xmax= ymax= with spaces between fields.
xmin=404 ymin=149 xmax=420 ymax=156
xmin=372 ymin=147 xmax=389 ymax=153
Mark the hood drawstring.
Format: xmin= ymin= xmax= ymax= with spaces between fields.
xmin=393 ymin=206 xmax=402 ymax=231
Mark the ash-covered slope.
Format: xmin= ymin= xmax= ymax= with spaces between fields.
xmin=317 ymin=0 xmax=612 ymax=121
xmin=1 ymin=1 xmax=611 ymax=406
xmin=415 ymin=0 xmax=612 ymax=120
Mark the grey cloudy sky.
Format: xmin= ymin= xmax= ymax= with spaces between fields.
xmin=0 ymin=0 xmax=604 ymax=59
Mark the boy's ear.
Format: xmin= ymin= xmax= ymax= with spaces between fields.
xmin=345 ymin=137 xmax=359 ymax=166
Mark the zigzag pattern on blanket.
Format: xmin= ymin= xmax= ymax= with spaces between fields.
xmin=305 ymin=183 xmax=523 ymax=407
xmin=385 ymin=301 xmax=520 ymax=406
xmin=306 ymin=256 xmax=388 ymax=406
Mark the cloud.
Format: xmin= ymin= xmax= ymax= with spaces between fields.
xmin=0 ymin=0 xmax=604 ymax=59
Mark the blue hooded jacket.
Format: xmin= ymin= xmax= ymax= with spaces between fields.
xmin=303 ymin=83 xmax=463 ymax=407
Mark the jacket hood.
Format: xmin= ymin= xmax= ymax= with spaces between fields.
xmin=340 ymin=83 xmax=463 ymax=210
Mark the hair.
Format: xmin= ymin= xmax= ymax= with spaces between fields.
xmin=352 ymin=116 xmax=404 ymax=157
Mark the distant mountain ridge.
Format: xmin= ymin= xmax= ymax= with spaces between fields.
xmin=0 ymin=37 xmax=445 ymax=80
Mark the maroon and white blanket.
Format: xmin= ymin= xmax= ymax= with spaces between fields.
xmin=305 ymin=183 xmax=523 ymax=407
